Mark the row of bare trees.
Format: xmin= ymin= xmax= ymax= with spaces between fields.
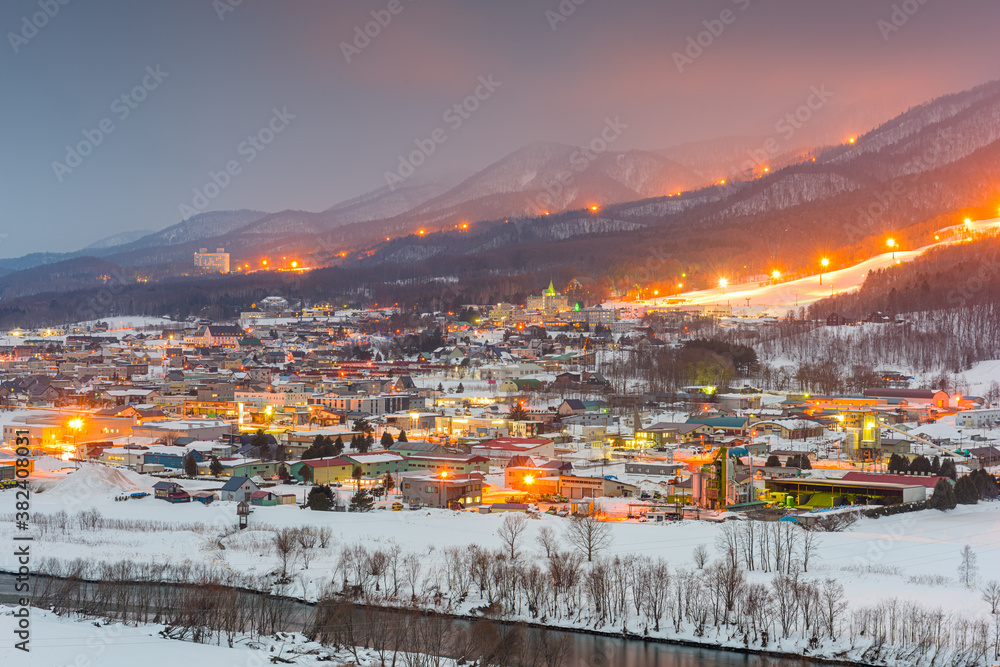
xmin=28 ymin=514 xmax=1000 ymax=665
xmin=747 ymin=306 xmax=1000 ymax=378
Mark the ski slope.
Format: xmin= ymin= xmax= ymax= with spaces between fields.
xmin=622 ymin=216 xmax=1000 ymax=316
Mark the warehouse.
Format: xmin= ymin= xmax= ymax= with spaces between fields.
xmin=764 ymin=477 xmax=925 ymax=508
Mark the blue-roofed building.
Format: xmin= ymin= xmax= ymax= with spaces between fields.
xmin=219 ymin=476 xmax=259 ymax=502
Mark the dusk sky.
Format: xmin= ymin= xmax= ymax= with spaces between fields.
xmin=2 ymin=0 xmax=999 ymax=258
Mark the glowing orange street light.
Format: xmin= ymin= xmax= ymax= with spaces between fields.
xmin=590 ymin=204 xmax=599 ymax=212
xmin=763 ymin=167 xmax=769 ymax=173
xmin=418 ymin=229 xmax=426 ymax=235
xmin=848 ymin=137 xmax=856 ymax=144
xmin=719 ymin=179 xmax=726 ymax=185
xmin=461 ymin=223 xmax=468 ymax=229
xmin=524 ymin=475 xmax=534 ymax=485
xmin=820 ymin=257 xmax=829 ymax=285
xmin=718 ymin=278 xmax=728 ymax=293
xmin=261 ymin=260 xmax=268 ymax=266
xmin=887 ymin=238 xmax=895 ymax=261
xmin=771 ymin=270 xmax=780 ymax=282
xmin=291 ymin=261 xmax=298 ymax=268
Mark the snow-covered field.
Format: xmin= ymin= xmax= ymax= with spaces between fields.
xmin=4 ymin=466 xmax=997 ymax=614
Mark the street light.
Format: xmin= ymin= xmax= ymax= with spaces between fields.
xmin=69 ymin=418 xmax=84 ymax=468
xmin=718 ymin=278 xmax=728 ymax=294
xmin=819 ymin=258 xmax=829 ymax=285
xmin=887 ymin=238 xmax=896 ymax=261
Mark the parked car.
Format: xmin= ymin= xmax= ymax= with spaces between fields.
xmin=556 ymin=507 xmax=570 ymax=518
xmin=392 ymin=502 xmax=403 ymax=511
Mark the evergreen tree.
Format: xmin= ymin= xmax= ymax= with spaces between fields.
xmin=356 ymin=435 xmax=371 ymax=454
xmin=384 ymin=472 xmax=395 ymax=495
xmin=909 ymin=455 xmax=932 ymax=474
xmin=799 ymin=455 xmax=812 ymax=470
xmin=251 ymin=430 xmax=270 ymax=461
xmin=437 ymin=383 xmax=444 ymax=392
xmin=988 ymin=474 xmax=1000 ymax=500
xmin=785 ymin=455 xmax=800 ymax=468
xmin=300 ymin=464 xmax=313 ymax=484
xmin=352 ymin=465 xmax=363 ymax=490
xmin=456 ymin=382 xmax=464 ymax=394
xmin=184 ymin=452 xmax=199 ymax=477
xmin=277 ymin=463 xmax=289 ymax=480
xmin=349 ymin=488 xmax=375 ymax=512
xmin=209 ymin=456 xmax=223 ymax=477
xmin=765 ymin=454 xmax=780 ymax=467
xmin=928 ymin=478 xmax=957 ymax=510
xmin=303 ymin=435 xmax=325 ymax=459
xmin=887 ymin=453 xmax=907 ymax=474
xmin=333 ymin=435 xmax=345 ymax=455
xmin=381 ymin=431 xmax=394 ymax=447
xmin=931 ymin=455 xmax=941 ymax=475
xmin=307 ymin=484 xmax=333 ymax=511
xmin=940 ymin=458 xmax=958 ymax=480
xmin=955 ymin=476 xmax=979 ymax=505
xmin=397 ymin=430 xmax=408 ymax=443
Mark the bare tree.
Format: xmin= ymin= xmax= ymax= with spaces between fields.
xmin=715 ymin=522 xmax=739 ymax=569
xmin=564 ymin=516 xmax=612 ymax=562
xmin=800 ymin=529 xmax=819 ymax=572
xmin=536 ymin=525 xmax=559 ymax=558
xmin=821 ymin=578 xmax=846 ymax=638
xmin=692 ymin=544 xmax=710 ymax=570
xmin=273 ymin=527 xmax=298 ymax=580
xmin=981 ymin=580 xmax=1000 ymax=614
xmin=959 ymin=545 xmax=979 ymax=588
xmin=497 ymin=512 xmax=529 ymax=560
xmin=296 ymin=527 xmax=318 ymax=569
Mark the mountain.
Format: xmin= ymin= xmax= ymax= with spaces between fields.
xmin=83 ymin=230 xmax=155 ymax=250
xmin=351 ymin=79 xmax=1000 ymax=295
xmin=0 ymin=209 xmax=270 ymax=274
xmin=5 ymin=79 xmax=1000 ymax=311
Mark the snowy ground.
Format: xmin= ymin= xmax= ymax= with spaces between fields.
xmin=1 ymin=464 xmax=997 ymax=621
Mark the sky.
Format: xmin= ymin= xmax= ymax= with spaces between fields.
xmin=1 ymin=0 xmax=999 ymax=258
